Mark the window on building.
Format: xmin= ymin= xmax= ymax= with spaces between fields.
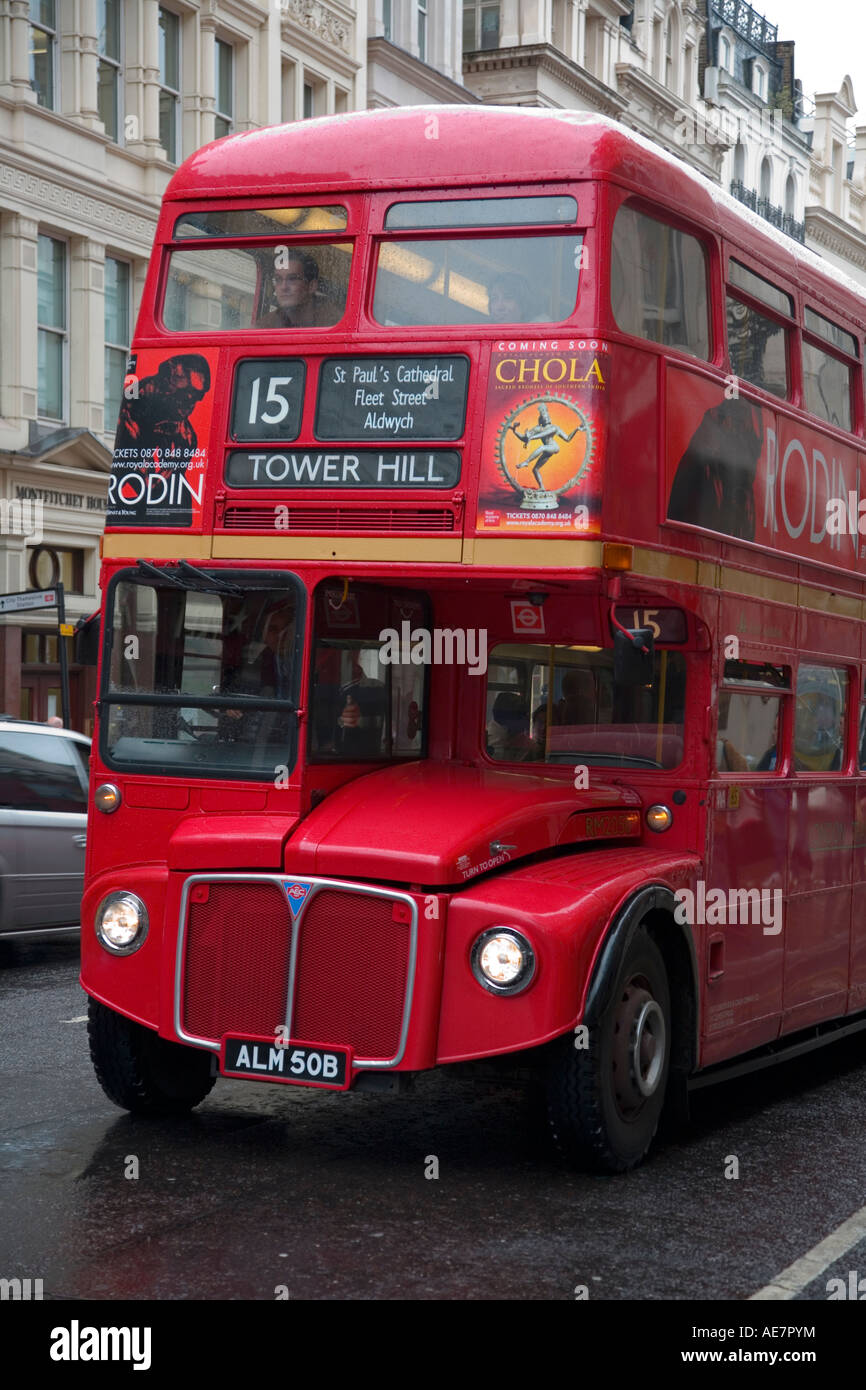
xmin=29 ymin=0 xmax=57 ymax=109
xmin=37 ymin=234 xmax=66 ymax=421
xmin=719 ymin=34 xmax=731 ymax=72
xmin=303 ymin=81 xmax=314 ymax=119
xmin=383 ymin=0 xmax=392 ymax=40
xmin=104 ymin=257 xmax=131 ymax=435
xmin=753 ymin=63 xmax=767 ymax=100
xmin=418 ymin=0 xmax=427 ymax=61
xmin=26 ymin=547 xmax=85 ymax=595
xmin=215 ymin=39 xmax=233 ymax=138
xmin=158 ymin=7 xmax=181 ymax=162
xmin=610 ymin=203 xmax=710 ymax=359
xmin=97 ymin=0 xmax=122 ymax=140
xmin=733 ymin=142 xmax=746 ymax=185
xmin=463 ymin=1 xmax=500 ymax=51
xmin=760 ymin=156 xmax=772 ymax=201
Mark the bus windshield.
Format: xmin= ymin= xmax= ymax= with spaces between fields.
xmin=102 ymin=572 xmax=302 ymax=779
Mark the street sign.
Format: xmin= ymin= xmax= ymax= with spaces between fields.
xmin=0 ymin=589 xmax=57 ymax=614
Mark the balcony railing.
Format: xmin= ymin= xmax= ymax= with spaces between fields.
xmin=714 ymin=0 xmax=777 ymax=50
xmin=730 ymin=180 xmax=805 ymax=243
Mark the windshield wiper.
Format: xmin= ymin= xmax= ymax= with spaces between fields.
xmin=134 ymin=559 xmax=243 ymax=597
xmin=177 ymin=560 xmax=243 ymax=596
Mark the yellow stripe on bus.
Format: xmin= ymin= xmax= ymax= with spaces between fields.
xmin=100 ymin=532 xmax=866 ymax=620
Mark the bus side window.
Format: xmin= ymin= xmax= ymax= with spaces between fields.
xmin=717 ymin=690 xmax=781 ymax=773
xmin=794 ymin=665 xmax=847 ymax=772
xmin=610 ymin=202 xmax=710 ymax=361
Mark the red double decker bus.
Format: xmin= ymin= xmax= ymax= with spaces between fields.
xmin=82 ymin=107 xmax=866 ymax=1172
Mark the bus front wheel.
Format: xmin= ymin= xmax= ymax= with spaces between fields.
xmin=88 ymin=998 xmax=216 ymax=1115
xmin=546 ymin=926 xmax=670 ymax=1172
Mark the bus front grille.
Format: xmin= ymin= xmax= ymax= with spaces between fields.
xmin=180 ymin=879 xmax=412 ymax=1064
xmin=182 ymin=881 xmax=291 ymax=1042
xmin=291 ymin=891 xmax=411 ymax=1061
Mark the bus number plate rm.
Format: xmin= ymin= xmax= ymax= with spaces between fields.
xmin=220 ymin=1034 xmax=352 ymax=1089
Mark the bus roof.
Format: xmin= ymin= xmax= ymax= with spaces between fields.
xmin=164 ymin=104 xmax=865 ymax=322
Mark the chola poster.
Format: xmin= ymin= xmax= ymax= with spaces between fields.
xmin=475 ymin=342 xmax=607 ymax=534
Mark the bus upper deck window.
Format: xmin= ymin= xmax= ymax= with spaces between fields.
xmin=372 ymin=234 xmax=582 ymax=328
xmin=163 ymin=240 xmax=352 ymax=333
xmin=610 ymin=203 xmax=710 ymax=360
xmin=725 ymin=259 xmax=793 ymax=400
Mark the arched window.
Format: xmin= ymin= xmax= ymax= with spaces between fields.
xmin=753 ymin=63 xmax=767 ymax=101
xmin=760 ymin=156 xmax=772 ymax=201
xmin=734 ymin=142 xmax=746 ymax=186
xmin=665 ymin=7 xmax=681 ymax=94
xmin=785 ymin=173 xmax=796 ymax=216
xmin=719 ymin=35 xmax=731 ymax=72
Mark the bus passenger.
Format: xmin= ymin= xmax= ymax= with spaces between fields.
xmin=490 ymin=691 xmax=537 ymax=761
xmin=488 ymin=273 xmax=532 ymax=323
xmin=794 ymin=670 xmax=843 ymax=772
xmin=257 ymin=251 xmax=337 ymax=329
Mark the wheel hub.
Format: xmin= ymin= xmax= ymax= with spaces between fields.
xmin=611 ymin=980 xmax=667 ymax=1118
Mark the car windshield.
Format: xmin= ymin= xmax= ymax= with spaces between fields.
xmin=102 ymin=571 xmax=302 ymax=779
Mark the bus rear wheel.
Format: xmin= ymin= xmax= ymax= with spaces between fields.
xmin=88 ymin=998 xmax=216 ymax=1116
xmin=546 ymin=926 xmax=670 ymax=1172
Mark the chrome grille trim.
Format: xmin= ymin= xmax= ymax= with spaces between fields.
xmin=174 ymin=872 xmax=419 ymax=1068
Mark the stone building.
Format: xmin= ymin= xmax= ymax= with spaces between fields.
xmin=2 ymin=1 xmax=865 ymax=728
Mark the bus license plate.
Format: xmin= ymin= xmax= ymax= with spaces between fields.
xmin=220 ymin=1035 xmax=351 ymax=1090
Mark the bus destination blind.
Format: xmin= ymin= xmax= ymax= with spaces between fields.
xmin=225 ymin=448 xmax=461 ymax=489
xmin=315 ymin=355 xmax=469 ymax=441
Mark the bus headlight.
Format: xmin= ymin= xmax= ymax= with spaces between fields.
xmin=471 ymin=928 xmax=536 ymax=995
xmin=95 ymin=892 xmax=149 ymax=955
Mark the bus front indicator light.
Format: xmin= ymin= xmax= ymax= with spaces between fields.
xmin=471 ymin=929 xmax=536 ymax=995
xmin=94 ymin=782 xmax=121 ymax=813
xmin=95 ymin=892 xmax=149 ymax=955
xmin=646 ymin=805 xmax=673 ymax=833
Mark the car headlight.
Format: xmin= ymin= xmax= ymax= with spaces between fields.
xmin=471 ymin=928 xmax=536 ymax=995
xmin=95 ymin=892 xmax=149 ymax=955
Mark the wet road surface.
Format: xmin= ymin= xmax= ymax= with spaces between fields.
xmin=3 ymin=937 xmax=866 ymax=1302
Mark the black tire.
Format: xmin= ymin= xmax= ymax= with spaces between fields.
xmin=546 ymin=925 xmax=670 ymax=1173
xmin=88 ymin=998 xmax=216 ymax=1116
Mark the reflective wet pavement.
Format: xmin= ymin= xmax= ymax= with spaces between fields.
xmin=4 ymin=937 xmax=866 ymax=1301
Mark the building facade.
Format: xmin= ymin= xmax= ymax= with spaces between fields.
xmin=2 ymin=0 xmax=866 ymax=729
xmin=0 ymin=0 xmax=369 ymax=729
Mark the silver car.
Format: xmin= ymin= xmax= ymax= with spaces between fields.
xmin=0 ymin=718 xmax=90 ymax=938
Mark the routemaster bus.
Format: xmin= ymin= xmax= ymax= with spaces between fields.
xmin=81 ymin=106 xmax=866 ymax=1172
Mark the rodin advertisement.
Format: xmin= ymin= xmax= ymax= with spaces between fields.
xmin=665 ymin=365 xmax=866 ymax=574
xmin=106 ymin=349 xmax=218 ymax=529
